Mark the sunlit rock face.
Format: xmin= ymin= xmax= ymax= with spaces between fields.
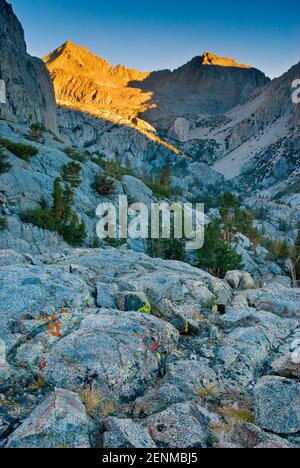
xmin=44 ymin=40 xmax=152 ymax=125
xmin=0 ymin=0 xmax=57 ymax=133
xmin=44 ymin=42 xmax=268 ymax=130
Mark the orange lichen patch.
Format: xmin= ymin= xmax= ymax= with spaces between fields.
xmin=150 ymin=341 xmax=159 ymax=351
xmin=47 ymin=314 xmax=62 ymax=338
xmin=35 ymin=316 xmax=47 ymax=322
xmin=59 ymin=308 xmax=68 ymax=315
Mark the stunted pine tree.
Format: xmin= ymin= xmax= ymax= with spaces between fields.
xmin=194 ymin=192 xmax=246 ymax=277
xmin=0 ymin=146 xmax=11 ymax=173
xmin=52 ymin=178 xmax=64 ymax=222
xmin=61 ymin=161 xmax=82 ymax=189
xmin=114 ymin=151 xmax=121 ymax=180
xmin=197 ymin=220 xmax=243 ymax=278
xmin=290 ymin=229 xmax=300 ymax=287
xmin=159 ymin=165 xmax=172 ymax=196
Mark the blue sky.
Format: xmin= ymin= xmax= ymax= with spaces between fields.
xmin=11 ymin=0 xmax=300 ymax=78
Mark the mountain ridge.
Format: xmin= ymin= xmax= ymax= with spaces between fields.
xmin=44 ymin=40 xmax=150 ymax=85
xmin=0 ymin=0 xmax=57 ymax=133
xmin=43 ymin=41 xmax=269 ymax=127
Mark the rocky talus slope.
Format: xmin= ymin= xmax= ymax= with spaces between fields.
xmin=1 ymin=117 xmax=296 ymax=285
xmin=1 ymin=118 xmax=299 ymax=447
xmin=0 ymin=0 xmax=57 ymax=133
xmin=0 ymin=117 xmax=227 ymax=254
xmin=0 ymin=248 xmax=299 ymax=448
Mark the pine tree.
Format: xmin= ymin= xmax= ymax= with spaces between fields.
xmin=61 ymin=184 xmax=75 ymax=222
xmin=159 ymin=165 xmax=172 ymax=194
xmin=290 ymin=229 xmax=300 ymax=287
xmin=221 ymin=192 xmax=240 ymax=210
xmin=161 ymin=237 xmax=186 ymax=262
xmin=219 ymin=192 xmax=240 ymax=243
xmin=52 ymin=178 xmax=64 ymax=222
xmin=22 ymin=169 xmax=87 ymax=247
xmin=220 ymin=206 xmax=236 ymax=243
xmin=197 ymin=220 xmax=243 ymax=278
xmin=63 ymin=213 xmax=87 ymax=247
xmin=114 ymin=151 xmax=121 ymax=180
xmin=247 ymin=226 xmax=261 ymax=256
xmin=0 ymin=146 xmax=11 ymax=173
xmin=92 ymin=172 xmax=115 ymax=197
xmin=61 ymin=162 xmax=82 ymax=189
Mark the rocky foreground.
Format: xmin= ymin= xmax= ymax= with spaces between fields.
xmin=0 ymin=0 xmax=300 ymax=450
xmin=0 ymin=247 xmax=299 ymax=448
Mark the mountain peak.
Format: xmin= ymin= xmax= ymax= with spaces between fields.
xmin=60 ymin=40 xmax=79 ymax=51
xmin=64 ymin=39 xmax=75 ymax=47
xmin=201 ymin=51 xmax=252 ymax=69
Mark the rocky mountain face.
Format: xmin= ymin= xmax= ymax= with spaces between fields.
xmin=0 ymin=0 xmax=57 ymax=133
xmin=45 ymin=38 xmax=300 ymax=200
xmin=0 ymin=0 xmax=300 ymax=450
xmin=44 ymin=43 xmax=268 ymax=130
xmin=134 ymin=52 xmax=269 ymax=124
xmin=44 ymin=41 xmax=151 ymax=124
xmin=168 ymin=61 xmax=300 ymax=199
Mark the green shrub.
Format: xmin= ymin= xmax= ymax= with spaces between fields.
xmin=92 ymin=154 xmax=137 ymax=180
xmin=279 ymin=219 xmax=292 ymax=233
xmin=92 ymin=173 xmax=115 ymax=196
xmin=23 ymin=203 xmax=87 ymax=247
xmin=138 ymin=303 xmax=152 ymax=314
xmin=0 ymin=138 xmax=38 ymax=161
xmin=145 ymin=164 xmax=172 ymax=200
xmin=29 ymin=123 xmax=46 ymax=141
xmin=145 ymin=180 xmax=171 ymax=200
xmin=61 ymin=161 xmax=82 ymax=188
xmin=21 ymin=208 xmax=55 ymax=232
xmin=63 ymin=147 xmax=88 ymax=163
xmin=22 ymin=172 xmax=87 ymax=247
xmin=0 ymin=216 xmax=8 ymax=231
xmin=196 ymin=220 xmax=243 ymax=278
xmin=0 ymin=146 xmax=12 ymax=173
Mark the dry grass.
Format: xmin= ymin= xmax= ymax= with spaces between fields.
xmin=219 ymin=406 xmax=255 ymax=423
xmin=27 ymin=376 xmax=47 ymax=393
xmin=196 ymin=385 xmax=221 ymax=401
xmin=79 ymin=389 xmax=117 ymax=419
